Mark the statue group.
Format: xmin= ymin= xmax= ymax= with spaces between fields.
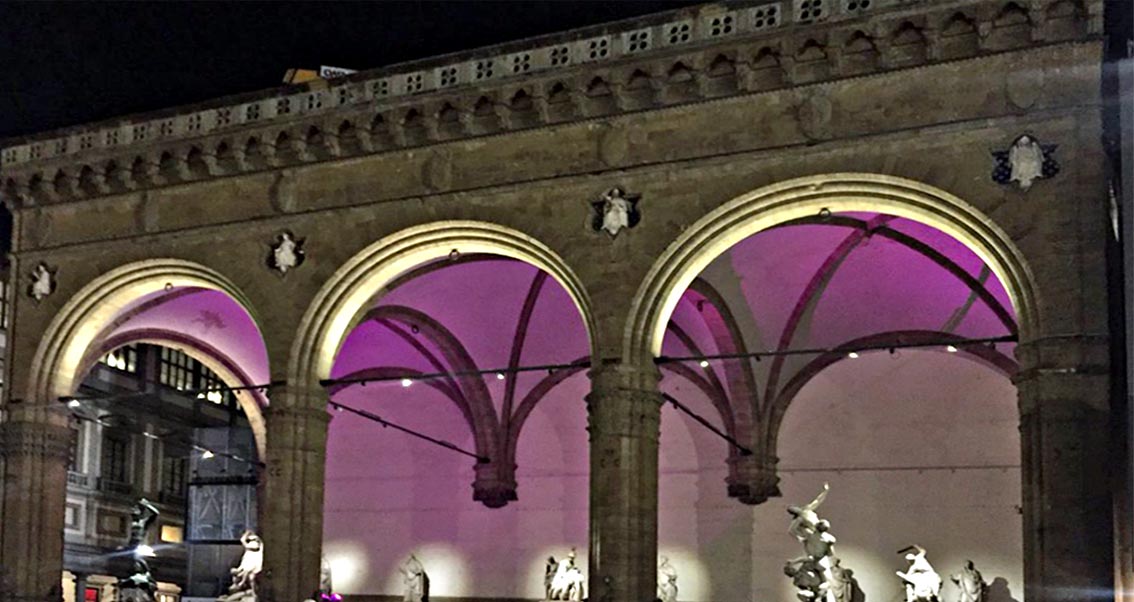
xmin=783 ymin=484 xmax=858 ymax=602
xmin=544 ymin=549 xmax=585 ymax=601
xmin=218 ymin=530 xmax=264 ymax=602
xmin=784 ymin=485 xmax=989 ymax=602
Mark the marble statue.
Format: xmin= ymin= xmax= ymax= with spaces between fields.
xmin=118 ymin=498 xmax=160 ymax=601
xmin=601 ymin=188 xmax=632 ymax=236
xmin=827 ymin=557 xmax=856 ymax=602
xmin=1007 ymin=135 xmax=1044 ymax=190
xmin=29 ymin=263 xmax=54 ymax=301
xmin=788 ymin=482 xmax=829 ymax=541
xmin=544 ymin=557 xmax=557 ymax=600
xmin=271 ymin=232 xmax=302 ymax=274
xmin=657 ymin=556 xmax=678 ymax=602
xmin=950 ymin=560 xmax=985 ymax=602
xmin=401 ymin=554 xmax=427 ymax=602
xmin=590 ymin=186 xmax=641 ymax=238
xmin=320 ymin=556 xmax=334 ymax=596
xmin=897 ymin=545 xmax=942 ymax=602
xmin=784 ymin=484 xmax=859 ymax=602
xmin=219 ymin=530 xmax=263 ymax=602
xmin=784 ymin=558 xmax=828 ymax=602
xmin=547 ymin=548 xmax=585 ymax=601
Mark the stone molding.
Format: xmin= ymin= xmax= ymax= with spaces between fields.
xmin=0 ymin=0 xmax=1101 ymax=207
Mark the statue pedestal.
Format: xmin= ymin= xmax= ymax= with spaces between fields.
xmin=217 ymin=590 xmax=257 ymax=602
xmin=117 ymin=587 xmax=155 ymax=602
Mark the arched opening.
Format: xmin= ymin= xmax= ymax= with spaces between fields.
xmin=302 ymin=222 xmax=595 ymax=599
xmin=28 ymin=260 xmax=271 ymax=602
xmin=634 ymin=175 xmax=1033 ymax=602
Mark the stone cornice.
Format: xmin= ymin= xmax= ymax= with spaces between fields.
xmin=0 ymin=0 xmax=1102 ymax=207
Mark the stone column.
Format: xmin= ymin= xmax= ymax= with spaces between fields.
xmin=260 ymin=389 xmax=330 ymax=602
xmin=71 ymin=574 xmax=87 ymax=602
xmin=1014 ymin=336 xmax=1113 ymax=602
xmin=586 ymin=364 xmax=661 ymax=602
xmin=0 ymin=409 xmax=74 ymax=602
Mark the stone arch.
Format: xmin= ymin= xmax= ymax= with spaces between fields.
xmin=82 ymin=328 xmax=270 ymax=459
xmin=27 ymin=258 xmax=270 ymax=450
xmin=289 ymin=220 xmax=598 ymax=398
xmin=625 ymin=173 xmax=1039 ymax=367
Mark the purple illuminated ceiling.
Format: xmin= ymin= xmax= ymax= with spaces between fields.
xmin=92 ymin=287 xmax=270 ymax=388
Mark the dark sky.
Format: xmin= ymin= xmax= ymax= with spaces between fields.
xmin=0 ymin=1 xmax=702 ymax=140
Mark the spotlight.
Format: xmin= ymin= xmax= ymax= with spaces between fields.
xmin=818 ymin=207 xmax=832 ymax=218
xmin=67 ymin=399 xmax=81 ymax=409
xmin=699 ymin=360 xmax=710 ymax=368
xmin=143 ymin=432 xmax=159 ymax=440
xmin=136 ymin=544 xmax=156 ymax=557
xmin=495 ymin=372 xmax=505 ymax=380
xmin=847 ymin=351 xmax=860 ymax=359
xmin=201 ymin=450 xmax=215 ymax=460
xmin=449 ymin=248 xmax=461 ymax=261
xmin=401 ymin=378 xmax=413 ymax=388
xmin=946 ymin=345 xmax=959 ymax=353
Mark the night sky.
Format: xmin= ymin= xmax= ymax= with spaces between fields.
xmin=0 ymin=1 xmax=702 ymax=140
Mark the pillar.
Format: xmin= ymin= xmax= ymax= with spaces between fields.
xmin=260 ymin=388 xmax=330 ymax=602
xmin=586 ymin=364 xmax=661 ymax=602
xmin=71 ymin=574 xmax=87 ymax=602
xmin=1015 ymin=336 xmax=1113 ymax=602
xmin=0 ymin=409 xmax=74 ymax=602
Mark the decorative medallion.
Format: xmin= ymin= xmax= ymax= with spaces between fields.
xmin=267 ymin=231 xmax=305 ymax=275
xmin=796 ymin=91 xmax=833 ymax=141
xmin=992 ymin=134 xmax=1058 ymax=191
xmin=589 ymin=187 xmax=641 ymax=237
xmin=27 ymin=262 xmax=56 ymax=301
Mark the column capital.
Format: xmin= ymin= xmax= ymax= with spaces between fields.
xmin=0 ymin=419 xmax=73 ymax=462
xmin=265 ymin=384 xmax=329 ymax=410
xmin=1014 ymin=333 xmax=1110 ymax=374
xmin=586 ymin=366 xmax=662 ymax=441
xmin=588 ymin=361 xmax=660 ymax=394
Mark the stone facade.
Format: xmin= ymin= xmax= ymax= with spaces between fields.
xmin=0 ymin=1 xmax=1118 ymax=602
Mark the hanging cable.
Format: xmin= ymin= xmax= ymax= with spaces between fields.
xmin=320 ymin=359 xmax=594 ymax=389
xmin=327 ymin=400 xmax=489 ymax=463
xmin=656 ymin=334 xmax=1016 ymax=365
xmin=661 ymin=393 xmax=753 ymax=456
xmin=59 ymin=380 xmax=284 ymax=405
xmin=63 ymin=403 xmax=264 ymax=468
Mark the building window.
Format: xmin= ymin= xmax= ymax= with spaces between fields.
xmin=159 ymin=346 xmax=194 ymax=391
xmin=70 ymin=422 xmax=85 ymax=472
xmin=101 ymin=432 xmax=129 ymax=484
xmin=162 ymin=453 xmax=188 ymax=498
xmin=0 ymin=279 xmax=9 ymax=329
xmin=160 ymin=524 xmax=184 ymax=543
xmin=158 ymin=347 xmax=235 ymax=405
xmin=100 ymin=344 xmax=137 ymax=373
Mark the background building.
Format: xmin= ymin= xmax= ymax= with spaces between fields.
xmin=0 ymin=1 xmax=1129 ymax=602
